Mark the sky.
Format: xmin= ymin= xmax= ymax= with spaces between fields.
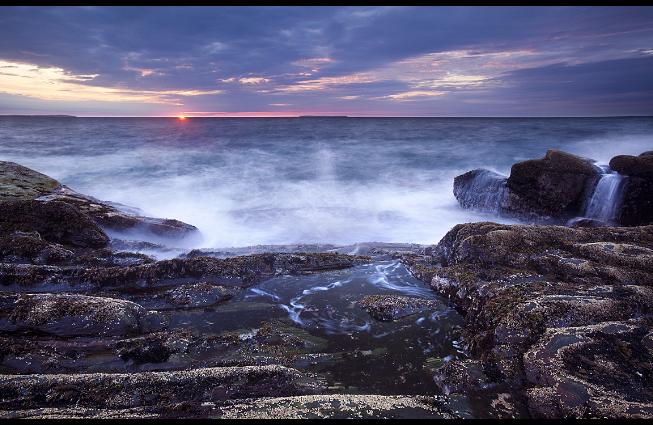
xmin=1 ymin=6 xmax=653 ymax=117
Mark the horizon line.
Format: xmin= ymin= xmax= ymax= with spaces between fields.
xmin=1 ymin=114 xmax=652 ymax=119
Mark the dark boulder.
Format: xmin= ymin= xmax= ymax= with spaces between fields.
xmin=0 ymin=200 xmax=108 ymax=248
xmin=609 ymin=154 xmax=653 ymax=179
xmin=608 ymin=154 xmax=653 ymax=226
xmin=452 ymin=150 xmax=601 ymax=222
xmin=506 ymin=150 xmax=599 ymax=216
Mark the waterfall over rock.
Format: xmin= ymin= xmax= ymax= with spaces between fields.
xmin=453 ymin=169 xmax=508 ymax=214
xmin=583 ymin=165 xmax=626 ymax=224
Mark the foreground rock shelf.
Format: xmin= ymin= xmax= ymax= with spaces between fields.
xmin=403 ymin=222 xmax=653 ymax=418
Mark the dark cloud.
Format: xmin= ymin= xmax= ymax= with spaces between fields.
xmin=0 ymin=6 xmax=652 ymax=115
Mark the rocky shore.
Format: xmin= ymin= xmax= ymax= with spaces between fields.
xmin=1 ymin=151 xmax=651 ymax=419
xmin=0 ymin=161 xmax=391 ymax=419
xmin=399 ymin=148 xmax=652 ymax=418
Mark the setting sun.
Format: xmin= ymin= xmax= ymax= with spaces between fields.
xmin=177 ymin=115 xmax=187 ymax=121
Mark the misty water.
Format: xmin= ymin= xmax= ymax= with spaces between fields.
xmin=1 ymin=116 xmax=652 ymax=417
xmin=2 ymin=116 xmax=652 ymax=249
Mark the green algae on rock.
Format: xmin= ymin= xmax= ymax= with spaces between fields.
xmin=0 ymin=161 xmax=60 ymax=202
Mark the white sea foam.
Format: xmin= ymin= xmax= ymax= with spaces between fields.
xmin=1 ymin=117 xmax=650 ymax=249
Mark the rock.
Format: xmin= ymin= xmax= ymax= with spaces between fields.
xmin=0 ymin=160 xmax=199 ymax=242
xmin=619 ymin=176 xmax=653 ymax=226
xmin=404 ymin=222 xmax=653 ymax=418
xmin=0 ymin=161 xmax=60 ymax=202
xmin=0 ymin=365 xmax=324 ymax=411
xmin=0 ymin=200 xmax=108 ymax=248
xmin=452 ymin=150 xmax=602 ymax=221
xmin=116 ymin=332 xmax=192 ymax=364
xmin=0 ymin=330 xmax=196 ymax=374
xmin=357 ymin=295 xmax=439 ymax=321
xmin=0 ymin=293 xmax=165 ymax=337
xmin=506 ymin=150 xmax=599 ymax=217
xmin=0 ymin=252 xmax=369 ymax=293
xmin=214 ymin=394 xmax=454 ymax=419
xmin=79 ymin=252 xmax=370 ymax=290
xmin=164 ymin=282 xmax=241 ymax=308
xmin=0 ymin=231 xmax=74 ymax=264
xmin=609 ymin=154 xmax=653 ymax=179
xmin=453 ymin=169 xmax=508 ymax=214
xmin=38 ymin=186 xmax=200 ymax=241
xmin=524 ymin=320 xmax=653 ymax=418
xmin=0 ymin=395 xmax=455 ymax=419
xmin=565 ymin=217 xmax=609 ymax=228
xmin=607 ymin=154 xmax=653 ymax=226
xmin=432 ymin=359 xmax=493 ymax=395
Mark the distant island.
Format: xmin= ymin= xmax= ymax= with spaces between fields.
xmin=298 ymin=115 xmax=349 ymax=118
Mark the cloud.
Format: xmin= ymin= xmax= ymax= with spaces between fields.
xmin=0 ymin=6 xmax=652 ymax=115
xmin=238 ymin=77 xmax=271 ymax=85
xmin=380 ymin=90 xmax=445 ymax=101
xmin=0 ymin=59 xmax=221 ymax=105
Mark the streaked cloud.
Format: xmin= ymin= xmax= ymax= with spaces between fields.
xmin=0 ymin=59 xmax=221 ymax=105
xmin=0 ymin=6 xmax=652 ymax=116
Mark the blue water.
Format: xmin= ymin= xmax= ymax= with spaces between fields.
xmin=0 ymin=116 xmax=651 ymax=248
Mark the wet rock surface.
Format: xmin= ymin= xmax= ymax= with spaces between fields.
xmin=38 ymin=186 xmax=201 ymax=243
xmin=404 ymin=221 xmax=653 ymax=418
xmin=358 ymin=295 xmax=440 ymax=321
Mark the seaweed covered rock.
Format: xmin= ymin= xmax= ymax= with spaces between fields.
xmin=0 ymin=394 xmax=454 ymax=419
xmin=0 ymin=293 xmax=165 ymax=337
xmin=76 ymin=252 xmax=370 ymax=289
xmin=0 ymin=231 xmax=74 ymax=265
xmin=405 ymin=222 xmax=653 ymax=418
xmin=0 ymin=365 xmax=323 ymax=411
xmin=0 ymin=161 xmax=60 ymax=202
xmin=0 ymin=200 xmax=108 ymax=248
xmin=164 ymin=282 xmax=241 ymax=308
xmin=524 ymin=320 xmax=653 ymax=418
xmin=358 ymin=295 xmax=439 ymax=321
xmin=0 ymin=252 xmax=370 ymax=292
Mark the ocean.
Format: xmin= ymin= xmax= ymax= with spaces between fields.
xmin=1 ymin=116 xmax=651 ymax=249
